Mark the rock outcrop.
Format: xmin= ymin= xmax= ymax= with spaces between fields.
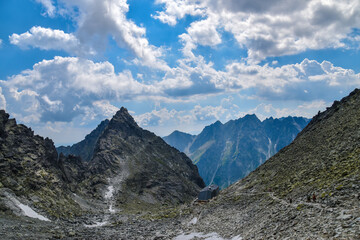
xmin=0 ymin=110 xmax=83 ymax=219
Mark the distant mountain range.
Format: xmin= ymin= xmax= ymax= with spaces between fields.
xmin=164 ymin=115 xmax=310 ymax=188
xmin=188 ymin=88 xmax=360 ymax=239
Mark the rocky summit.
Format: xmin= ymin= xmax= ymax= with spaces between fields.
xmin=84 ymin=107 xmax=205 ymax=209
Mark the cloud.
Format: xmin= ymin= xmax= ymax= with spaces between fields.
xmin=155 ymin=0 xmax=360 ymax=62
xmin=158 ymin=56 xmax=360 ymax=102
xmin=152 ymin=0 xmax=205 ymax=26
xmin=9 ymin=26 xmax=93 ymax=56
xmin=223 ymin=59 xmax=360 ymax=101
xmin=134 ymin=104 xmax=231 ymax=136
xmin=1 ymin=55 xmax=358 ymax=128
xmin=0 ymin=39 xmax=2 ymax=48
xmin=134 ymin=98 xmax=328 ymax=137
xmin=11 ymin=0 xmax=169 ymax=71
xmin=35 ymin=0 xmax=56 ymax=17
xmin=208 ymin=0 xmax=309 ymax=14
xmin=178 ymin=15 xmax=222 ymax=57
xmin=237 ymin=100 xmax=328 ymax=120
xmin=157 ymin=57 xmax=223 ymax=97
xmin=58 ymin=0 xmax=169 ymax=70
xmin=0 ymin=56 xmax=158 ymax=123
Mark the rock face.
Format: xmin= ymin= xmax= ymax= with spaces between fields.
xmin=57 ymin=119 xmax=109 ymax=161
xmin=164 ymin=115 xmax=309 ymax=188
xmin=178 ymin=88 xmax=360 ymax=239
xmin=85 ymin=107 xmax=205 ymax=209
xmin=0 ymin=110 xmax=83 ymax=219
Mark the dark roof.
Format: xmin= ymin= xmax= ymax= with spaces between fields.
xmin=198 ymin=184 xmax=219 ymax=201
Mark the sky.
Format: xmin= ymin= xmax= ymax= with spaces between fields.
xmin=0 ymin=0 xmax=359 ymax=146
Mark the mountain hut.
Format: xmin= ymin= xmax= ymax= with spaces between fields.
xmin=198 ymin=184 xmax=219 ymax=201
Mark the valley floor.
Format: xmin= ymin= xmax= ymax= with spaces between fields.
xmin=1 ymin=188 xmax=359 ymax=240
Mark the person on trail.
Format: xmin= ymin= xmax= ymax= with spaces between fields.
xmin=307 ymin=196 xmax=311 ymax=202
xmin=312 ymin=193 xmax=316 ymax=202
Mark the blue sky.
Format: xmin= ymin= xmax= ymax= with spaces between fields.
xmin=0 ymin=0 xmax=359 ymax=146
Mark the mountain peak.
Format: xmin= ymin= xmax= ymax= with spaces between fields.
xmin=111 ymin=107 xmax=138 ymax=127
xmin=243 ymin=114 xmax=260 ymax=121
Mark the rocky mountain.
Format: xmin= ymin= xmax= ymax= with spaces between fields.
xmin=57 ymin=119 xmax=109 ymax=161
xmin=0 ymin=110 xmax=84 ymax=219
xmin=0 ymin=107 xmax=204 ymax=224
xmin=164 ymin=115 xmax=309 ymax=188
xmin=162 ymin=130 xmax=195 ymax=154
xmin=83 ymin=107 xmax=205 ymax=209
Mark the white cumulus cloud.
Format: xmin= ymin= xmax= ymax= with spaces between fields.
xmin=59 ymin=0 xmax=169 ymax=70
xmin=155 ymin=0 xmax=360 ymax=62
xmin=11 ymin=0 xmax=169 ymax=71
xmin=9 ymin=26 xmax=93 ymax=56
xmin=152 ymin=0 xmax=205 ymax=26
xmin=0 ymin=56 xmax=159 ymax=123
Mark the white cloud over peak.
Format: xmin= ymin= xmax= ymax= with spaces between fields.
xmin=1 ymin=54 xmax=358 ymax=130
xmin=0 ymin=56 xmax=158 ymax=123
xmin=133 ymin=98 xmax=329 ymax=137
xmin=158 ymin=57 xmax=360 ymax=102
xmin=237 ymin=100 xmax=328 ymax=121
xmin=155 ymin=0 xmax=360 ymax=61
xmin=9 ymin=26 xmax=93 ymax=56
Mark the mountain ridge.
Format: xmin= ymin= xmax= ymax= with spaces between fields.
xmin=181 ymin=88 xmax=360 ymax=239
xmin=164 ymin=114 xmax=310 ymax=188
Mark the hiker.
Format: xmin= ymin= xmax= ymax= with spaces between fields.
xmin=312 ymin=193 xmax=316 ymax=202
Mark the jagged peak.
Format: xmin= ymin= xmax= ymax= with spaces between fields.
xmin=111 ymin=107 xmax=138 ymax=127
xmin=235 ymin=114 xmax=261 ymax=124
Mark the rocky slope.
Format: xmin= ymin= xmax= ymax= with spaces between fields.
xmin=0 ymin=107 xmax=204 ymax=227
xmin=57 ymin=119 xmax=109 ymax=161
xmin=0 ymin=110 xmax=84 ymax=219
xmin=83 ymin=108 xmax=205 ymax=210
xmin=173 ymin=88 xmax=360 ymax=239
xmin=164 ymin=115 xmax=309 ymax=188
